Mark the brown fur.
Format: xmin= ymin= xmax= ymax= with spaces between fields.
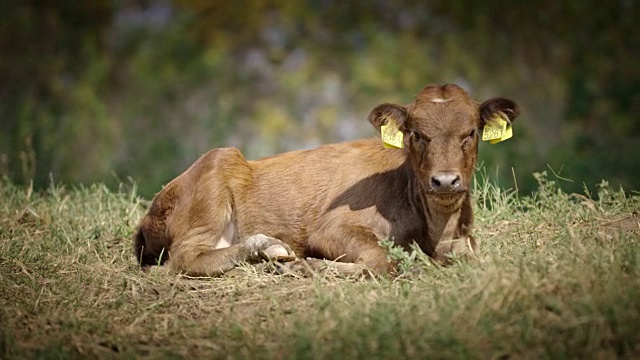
xmin=134 ymin=84 xmax=520 ymax=276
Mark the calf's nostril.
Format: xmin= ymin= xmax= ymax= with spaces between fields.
xmin=451 ymin=176 xmax=461 ymax=188
xmin=431 ymin=178 xmax=442 ymax=188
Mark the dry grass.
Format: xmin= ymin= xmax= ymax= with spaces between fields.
xmin=0 ymin=172 xmax=638 ymax=359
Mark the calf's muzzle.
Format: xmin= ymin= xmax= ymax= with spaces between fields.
xmin=430 ymin=171 xmax=462 ymax=193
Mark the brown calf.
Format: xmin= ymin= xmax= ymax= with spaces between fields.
xmin=134 ymin=84 xmax=520 ymax=276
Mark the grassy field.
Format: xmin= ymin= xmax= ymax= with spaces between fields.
xmin=0 ymin=172 xmax=638 ymax=359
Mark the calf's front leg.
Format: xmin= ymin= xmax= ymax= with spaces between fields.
xmin=434 ymin=236 xmax=479 ymax=264
xmin=302 ymin=225 xmax=396 ymax=276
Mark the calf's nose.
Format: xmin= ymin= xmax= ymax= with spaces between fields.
xmin=430 ymin=172 xmax=462 ymax=192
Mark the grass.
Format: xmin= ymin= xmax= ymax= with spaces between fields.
xmin=0 ymin=172 xmax=638 ymax=359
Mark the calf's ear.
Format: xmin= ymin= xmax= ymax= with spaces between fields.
xmin=479 ymin=98 xmax=520 ymax=125
xmin=368 ymin=103 xmax=408 ymax=131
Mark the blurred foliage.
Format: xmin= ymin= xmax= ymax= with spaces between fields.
xmin=0 ymin=0 xmax=638 ymax=197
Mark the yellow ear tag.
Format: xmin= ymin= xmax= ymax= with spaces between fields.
xmin=381 ymin=120 xmax=404 ymax=149
xmin=490 ymin=123 xmax=513 ymax=144
xmin=482 ymin=114 xmax=513 ymax=144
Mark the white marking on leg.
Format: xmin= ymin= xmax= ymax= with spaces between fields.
xmin=215 ymin=222 xmax=236 ymax=249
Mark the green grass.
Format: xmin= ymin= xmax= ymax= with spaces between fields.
xmin=0 ymin=173 xmax=638 ymax=359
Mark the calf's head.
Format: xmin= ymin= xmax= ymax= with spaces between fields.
xmin=369 ymin=84 xmax=520 ymax=210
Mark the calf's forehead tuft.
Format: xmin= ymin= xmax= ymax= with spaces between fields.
xmin=414 ymin=84 xmax=475 ymax=104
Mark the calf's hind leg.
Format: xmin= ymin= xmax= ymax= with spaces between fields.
xmin=170 ymin=233 xmax=296 ymax=277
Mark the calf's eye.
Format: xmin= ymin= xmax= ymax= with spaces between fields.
xmin=462 ymin=129 xmax=476 ymax=150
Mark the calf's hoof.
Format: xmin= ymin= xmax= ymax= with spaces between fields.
xmin=264 ymin=244 xmax=296 ymax=262
xmin=245 ymin=234 xmax=296 ymax=262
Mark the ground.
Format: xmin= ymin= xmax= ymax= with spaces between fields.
xmin=0 ymin=172 xmax=638 ymax=359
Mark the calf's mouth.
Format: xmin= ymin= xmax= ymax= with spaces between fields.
xmin=427 ymin=190 xmax=467 ymax=207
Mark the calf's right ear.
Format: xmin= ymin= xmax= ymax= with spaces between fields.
xmin=368 ymin=103 xmax=408 ymax=131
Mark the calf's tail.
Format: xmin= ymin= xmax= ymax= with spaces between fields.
xmin=133 ymin=219 xmax=170 ymax=267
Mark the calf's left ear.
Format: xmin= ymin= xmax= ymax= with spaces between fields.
xmin=479 ymin=98 xmax=520 ymax=125
xmin=368 ymin=103 xmax=408 ymax=132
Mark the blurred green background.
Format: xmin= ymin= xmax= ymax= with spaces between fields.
xmin=1 ymin=1 xmax=638 ymax=197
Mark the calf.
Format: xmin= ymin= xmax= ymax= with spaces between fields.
xmin=134 ymin=84 xmax=520 ymax=276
